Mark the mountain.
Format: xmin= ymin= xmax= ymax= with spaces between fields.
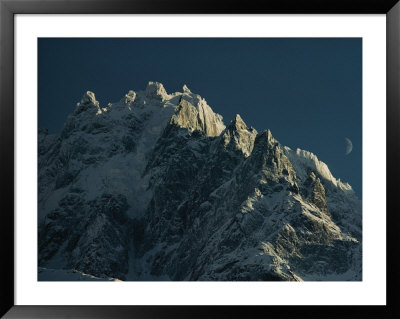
xmin=38 ymin=82 xmax=362 ymax=281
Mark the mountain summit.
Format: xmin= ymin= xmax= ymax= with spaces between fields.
xmin=38 ymin=82 xmax=362 ymax=281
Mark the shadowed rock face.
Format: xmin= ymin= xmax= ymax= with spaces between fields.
xmin=39 ymin=192 xmax=130 ymax=280
xmin=38 ymin=82 xmax=362 ymax=281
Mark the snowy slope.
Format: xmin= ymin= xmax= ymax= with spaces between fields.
xmin=38 ymin=82 xmax=362 ymax=281
xmin=38 ymin=267 xmax=121 ymax=281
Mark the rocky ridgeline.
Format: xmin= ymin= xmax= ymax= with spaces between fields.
xmin=38 ymin=82 xmax=362 ymax=281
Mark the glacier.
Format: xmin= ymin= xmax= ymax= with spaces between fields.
xmin=38 ymin=81 xmax=362 ymax=281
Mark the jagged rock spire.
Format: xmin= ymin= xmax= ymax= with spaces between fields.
xmin=145 ymin=81 xmax=169 ymax=101
xmin=253 ymin=129 xmax=275 ymax=148
xmin=183 ymin=84 xmax=191 ymax=93
xmin=227 ymin=114 xmax=248 ymax=131
xmin=221 ymin=114 xmax=257 ymax=157
xmin=170 ymin=97 xmax=225 ymax=137
xmin=123 ymin=90 xmax=136 ymax=105
xmin=75 ymin=91 xmax=101 ymax=115
xmin=79 ymin=91 xmax=99 ymax=107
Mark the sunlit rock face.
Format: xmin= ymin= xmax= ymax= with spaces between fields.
xmin=38 ymin=82 xmax=362 ymax=281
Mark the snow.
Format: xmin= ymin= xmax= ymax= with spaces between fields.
xmin=38 ymin=81 xmax=362 ymax=282
xmin=38 ymin=267 xmax=121 ymax=281
xmin=283 ymin=146 xmax=353 ymax=192
xmin=39 ymin=84 xmax=182 ymax=221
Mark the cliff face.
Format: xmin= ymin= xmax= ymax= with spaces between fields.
xmin=38 ymin=82 xmax=362 ymax=281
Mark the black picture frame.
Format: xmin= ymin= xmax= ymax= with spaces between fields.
xmin=1 ymin=0 xmax=399 ymax=318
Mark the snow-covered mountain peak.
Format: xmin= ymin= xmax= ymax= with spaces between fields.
xmin=145 ymin=81 xmax=169 ymax=101
xmin=38 ymin=82 xmax=362 ymax=282
xmin=283 ymin=146 xmax=353 ymax=192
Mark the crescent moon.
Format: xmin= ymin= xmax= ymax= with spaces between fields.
xmin=345 ymin=137 xmax=353 ymax=155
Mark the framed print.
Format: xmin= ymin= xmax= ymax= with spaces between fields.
xmin=1 ymin=0 xmax=399 ymax=318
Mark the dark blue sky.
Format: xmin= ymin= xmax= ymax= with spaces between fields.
xmin=38 ymin=38 xmax=362 ymax=198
